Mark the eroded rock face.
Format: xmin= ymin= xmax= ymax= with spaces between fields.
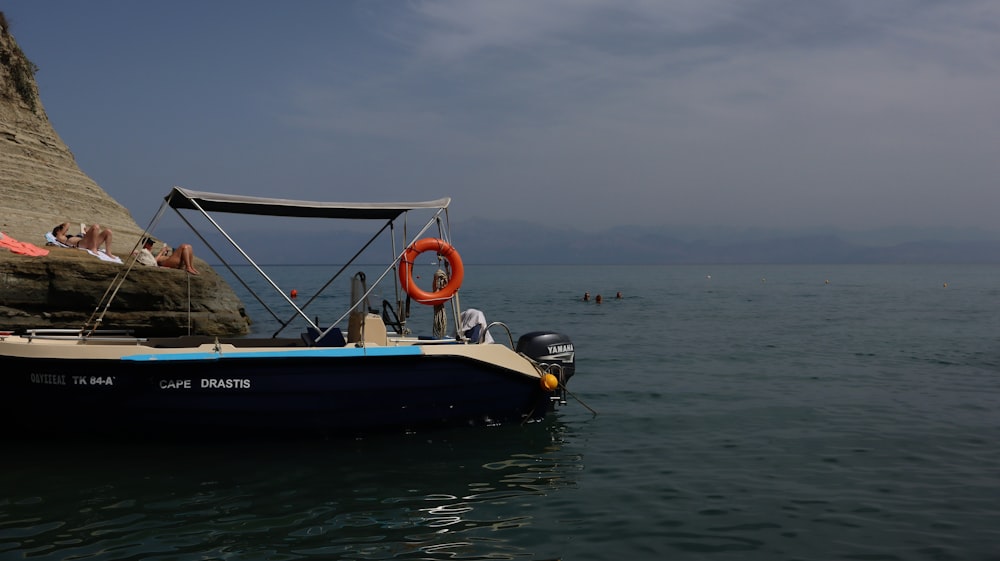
xmin=0 ymin=248 xmax=248 ymax=336
xmin=0 ymin=15 xmax=249 ymax=335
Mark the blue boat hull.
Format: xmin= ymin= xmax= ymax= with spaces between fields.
xmin=0 ymin=354 xmax=555 ymax=437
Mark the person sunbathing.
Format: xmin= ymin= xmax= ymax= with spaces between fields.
xmin=137 ymin=237 xmax=200 ymax=275
xmin=52 ymin=222 xmax=114 ymax=255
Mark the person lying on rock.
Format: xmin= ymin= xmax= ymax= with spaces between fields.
xmin=53 ymin=222 xmax=114 ymax=255
xmin=136 ymin=237 xmax=200 ymax=275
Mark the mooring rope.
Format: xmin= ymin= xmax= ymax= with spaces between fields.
xmin=432 ymin=268 xmax=448 ymax=338
xmin=187 ymin=271 xmax=192 ymax=336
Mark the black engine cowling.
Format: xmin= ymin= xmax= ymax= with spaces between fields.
xmin=515 ymin=331 xmax=575 ymax=384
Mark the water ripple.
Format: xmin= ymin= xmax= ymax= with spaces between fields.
xmin=1 ymin=422 xmax=580 ymax=560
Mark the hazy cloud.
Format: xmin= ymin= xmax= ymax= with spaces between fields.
xmin=7 ymin=0 xmax=1000 ymax=234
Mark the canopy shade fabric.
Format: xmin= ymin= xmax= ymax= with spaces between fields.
xmin=165 ymin=187 xmax=450 ymax=220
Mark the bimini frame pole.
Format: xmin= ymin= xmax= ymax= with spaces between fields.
xmin=171 ymin=192 xmax=321 ymax=333
xmin=328 ymin=206 xmax=449 ymax=330
xmin=270 ymin=219 xmax=394 ymax=339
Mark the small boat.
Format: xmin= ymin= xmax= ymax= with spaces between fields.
xmin=0 ymin=188 xmax=576 ymax=436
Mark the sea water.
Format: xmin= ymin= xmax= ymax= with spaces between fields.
xmin=2 ymin=264 xmax=999 ymax=560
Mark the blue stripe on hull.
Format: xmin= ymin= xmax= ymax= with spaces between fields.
xmin=120 ymin=346 xmax=424 ymax=361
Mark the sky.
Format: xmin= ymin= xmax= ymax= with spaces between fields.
xmin=5 ymin=0 xmax=1000 ymax=237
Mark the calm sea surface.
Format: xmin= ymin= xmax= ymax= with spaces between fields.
xmin=3 ymin=264 xmax=1000 ymax=560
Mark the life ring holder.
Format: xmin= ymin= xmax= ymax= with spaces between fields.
xmin=399 ymin=238 xmax=464 ymax=305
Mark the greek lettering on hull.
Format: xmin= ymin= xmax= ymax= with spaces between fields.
xmin=29 ymin=373 xmax=66 ymax=385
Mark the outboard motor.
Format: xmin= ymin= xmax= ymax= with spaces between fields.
xmin=516 ymin=331 xmax=576 ymax=384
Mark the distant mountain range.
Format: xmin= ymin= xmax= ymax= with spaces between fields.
xmin=453 ymin=221 xmax=1000 ymax=264
xmin=160 ymin=221 xmax=1000 ymax=265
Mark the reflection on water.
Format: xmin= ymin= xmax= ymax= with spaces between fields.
xmin=0 ymin=421 xmax=579 ymax=560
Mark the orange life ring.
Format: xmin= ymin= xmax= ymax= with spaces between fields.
xmin=398 ymin=238 xmax=465 ymax=305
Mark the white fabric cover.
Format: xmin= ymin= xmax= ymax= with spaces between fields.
xmin=457 ymin=308 xmax=493 ymax=343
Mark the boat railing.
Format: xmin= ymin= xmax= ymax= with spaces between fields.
xmin=482 ymin=321 xmax=515 ymax=348
xmin=21 ymin=329 xmax=145 ymax=344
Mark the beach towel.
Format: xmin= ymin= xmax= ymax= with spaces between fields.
xmin=43 ymin=231 xmax=122 ymax=263
xmin=44 ymin=231 xmax=71 ymax=248
xmin=0 ymin=232 xmax=50 ymax=257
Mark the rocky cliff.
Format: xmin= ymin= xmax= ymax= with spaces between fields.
xmin=0 ymin=14 xmax=249 ymax=335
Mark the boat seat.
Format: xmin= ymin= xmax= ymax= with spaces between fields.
xmin=301 ymin=327 xmax=346 ymax=347
xmin=347 ymin=313 xmax=387 ymax=346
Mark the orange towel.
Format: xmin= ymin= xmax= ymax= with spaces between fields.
xmin=0 ymin=233 xmax=50 ymax=257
